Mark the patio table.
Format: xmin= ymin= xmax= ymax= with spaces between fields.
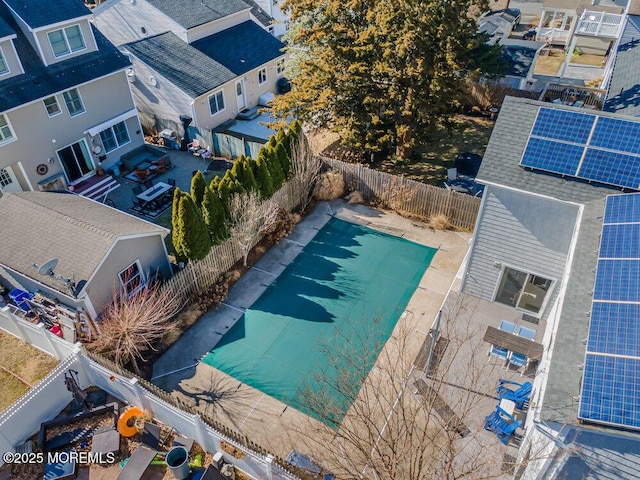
xmin=137 ymin=182 xmax=172 ymax=204
xmin=483 ymin=326 xmax=544 ymax=361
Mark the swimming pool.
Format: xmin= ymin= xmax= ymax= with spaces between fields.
xmin=202 ymin=217 xmax=437 ymax=424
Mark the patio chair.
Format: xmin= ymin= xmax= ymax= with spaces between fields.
xmin=187 ymin=139 xmax=201 ymax=154
xmin=143 ymin=179 xmax=154 ymax=189
xmin=447 ymin=168 xmax=458 ymax=182
xmin=488 ymin=320 xmax=516 ymax=360
xmin=508 ymin=351 xmax=529 ymax=373
xmin=131 ymin=199 xmax=149 ymax=214
xmin=497 ymin=379 xmax=532 ymax=409
xmin=517 ymin=326 xmax=536 ymax=340
xmin=132 ymin=185 xmax=144 ymax=196
xmin=484 ymin=405 xmax=521 ymax=445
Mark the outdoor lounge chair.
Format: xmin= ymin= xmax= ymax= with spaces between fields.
xmin=496 ymin=379 xmax=532 ymax=409
xmin=507 ymin=326 xmax=537 ymax=372
xmin=516 ymin=326 xmax=536 ymax=340
xmin=484 ymin=405 xmax=521 ymax=445
xmin=488 ymin=320 xmax=516 ymax=360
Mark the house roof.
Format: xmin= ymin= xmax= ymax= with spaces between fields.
xmin=0 ymin=192 xmax=167 ymax=296
xmin=242 ymin=0 xmax=272 ymax=27
xmin=124 ymin=31 xmax=236 ymax=98
xmin=500 ymin=40 xmax=544 ymax=78
xmin=0 ymin=2 xmax=131 ymax=113
xmin=0 ymin=12 xmax=13 ymax=38
xmin=603 ymin=15 xmax=640 ymax=117
xmin=477 ymin=97 xmax=634 ymax=425
xmin=192 ymin=20 xmax=284 ymax=76
xmin=146 ymin=0 xmax=249 ymax=29
xmin=2 ymin=0 xmax=91 ymax=29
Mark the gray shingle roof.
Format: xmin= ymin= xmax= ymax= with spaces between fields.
xmin=192 ymin=20 xmax=284 ymax=76
xmin=0 ymin=192 xmax=167 ymax=296
xmin=477 ymin=97 xmax=632 ymax=425
xmin=0 ymin=2 xmax=131 ymax=113
xmin=124 ymin=31 xmax=236 ymax=98
xmin=146 ymin=0 xmax=249 ymax=29
xmin=603 ymin=15 xmax=640 ymax=117
xmin=3 ymin=0 xmax=91 ymax=29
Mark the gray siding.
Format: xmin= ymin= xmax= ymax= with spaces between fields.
xmin=0 ymin=38 xmax=22 ymax=79
xmin=127 ymin=55 xmax=193 ymax=135
xmin=0 ymin=69 xmax=141 ymax=187
xmin=462 ymin=186 xmax=579 ymax=321
xmin=35 ymin=19 xmax=97 ymax=66
xmin=84 ymin=235 xmax=170 ymax=314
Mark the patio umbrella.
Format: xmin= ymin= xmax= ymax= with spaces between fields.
xmin=179 ymin=115 xmax=192 ymax=151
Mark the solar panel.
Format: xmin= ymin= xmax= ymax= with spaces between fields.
xmin=520 ymin=138 xmax=584 ymax=175
xmin=591 ymin=117 xmax=640 ymax=155
xmin=600 ymin=224 xmax=640 ymax=258
xmin=580 ymin=194 xmax=640 ymax=430
xmin=593 ymin=259 xmax=640 ymax=302
xmin=579 ymin=354 xmax=640 ymax=428
xmin=603 ymin=193 xmax=640 ymax=224
xmin=577 ymin=149 xmax=640 ymax=190
xmin=588 ymin=302 xmax=640 ymax=357
xmin=531 ymin=108 xmax=596 ymax=144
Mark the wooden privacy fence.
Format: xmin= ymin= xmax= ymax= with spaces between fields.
xmin=322 ymin=157 xmax=481 ymax=230
xmin=159 ymin=180 xmax=301 ymax=304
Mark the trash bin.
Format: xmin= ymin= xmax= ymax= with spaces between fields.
xmin=159 ymin=129 xmax=179 ymax=150
xmin=165 ymin=446 xmax=190 ymax=480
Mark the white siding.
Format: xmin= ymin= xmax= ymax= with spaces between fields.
xmin=93 ymin=0 xmax=185 ymax=46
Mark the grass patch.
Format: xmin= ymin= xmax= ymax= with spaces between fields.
xmin=535 ymin=49 xmax=565 ymax=76
xmin=0 ymin=330 xmax=59 ymax=409
xmin=376 ymin=114 xmax=495 ymax=185
xmin=571 ymin=53 xmax=606 ymax=66
xmin=154 ymin=208 xmax=174 ymax=255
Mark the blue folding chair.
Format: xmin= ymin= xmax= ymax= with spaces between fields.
xmin=484 ymin=405 xmax=521 ymax=445
xmin=497 ymin=379 xmax=532 ymax=409
xmin=489 ymin=320 xmax=516 ymax=360
xmin=517 ymin=326 xmax=536 ymax=340
xmin=508 ymin=326 xmax=537 ymax=372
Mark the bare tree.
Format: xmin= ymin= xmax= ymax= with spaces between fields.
xmin=229 ymin=190 xmax=280 ymax=266
xmin=289 ymin=134 xmax=322 ymax=213
xmin=88 ymin=278 xmax=182 ymax=375
xmin=285 ymin=295 xmax=532 ymax=480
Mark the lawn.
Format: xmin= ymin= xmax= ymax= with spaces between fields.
xmin=0 ymin=330 xmax=59 ymax=410
xmin=375 ymin=114 xmax=495 ymax=185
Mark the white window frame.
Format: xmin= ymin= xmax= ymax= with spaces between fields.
xmin=99 ymin=120 xmax=130 ymax=153
xmin=208 ymin=90 xmax=225 ymax=116
xmin=47 ymin=24 xmax=86 ymax=58
xmin=0 ymin=113 xmax=16 ymax=146
xmin=492 ymin=264 xmax=555 ymax=318
xmin=258 ymin=67 xmax=267 ymax=85
xmin=118 ymin=259 xmax=146 ymax=298
xmin=43 ymin=96 xmax=62 ymax=117
xmin=276 ymin=59 xmax=285 ymax=76
xmin=63 ymin=88 xmax=85 ymax=117
xmin=0 ymin=46 xmax=9 ymax=76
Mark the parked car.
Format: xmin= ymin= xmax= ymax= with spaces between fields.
xmin=481 ymin=8 xmax=521 ymax=27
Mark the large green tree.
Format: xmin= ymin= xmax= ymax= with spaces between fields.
xmin=274 ymin=0 xmax=505 ymax=158
xmin=201 ymin=186 xmax=229 ymax=244
xmin=174 ymin=194 xmax=211 ymax=261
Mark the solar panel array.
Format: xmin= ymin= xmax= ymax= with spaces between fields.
xmin=520 ymin=108 xmax=640 ymax=190
xmin=579 ymin=193 xmax=640 ymax=429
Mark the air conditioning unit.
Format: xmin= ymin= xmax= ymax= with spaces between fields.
xmin=212 ymin=451 xmax=224 ymax=469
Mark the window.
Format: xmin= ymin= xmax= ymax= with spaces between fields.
xmin=47 ymin=25 xmax=85 ymax=58
xmin=62 ymin=88 xmax=84 ymax=116
xmin=43 ymin=96 xmax=61 ymax=117
xmin=0 ymin=168 xmax=13 ymax=188
xmin=208 ymin=90 xmax=225 ymax=115
xmin=118 ymin=260 xmax=145 ymax=297
xmin=258 ymin=67 xmax=267 ymax=84
xmin=495 ymin=267 xmax=553 ymax=315
xmin=0 ymin=114 xmax=15 ymax=144
xmin=99 ymin=121 xmax=130 ymax=153
xmin=0 ymin=48 xmax=8 ymax=75
xmin=276 ymin=59 xmax=285 ymax=76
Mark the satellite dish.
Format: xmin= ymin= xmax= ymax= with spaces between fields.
xmin=34 ymin=258 xmax=58 ymax=276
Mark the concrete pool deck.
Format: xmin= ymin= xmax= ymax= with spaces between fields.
xmin=152 ymin=200 xmax=473 ymax=460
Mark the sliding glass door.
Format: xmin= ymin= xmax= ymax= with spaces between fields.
xmin=57 ymin=140 xmax=93 ymax=183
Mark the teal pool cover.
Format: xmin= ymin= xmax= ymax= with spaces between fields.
xmin=202 ymin=217 xmax=437 ymax=424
